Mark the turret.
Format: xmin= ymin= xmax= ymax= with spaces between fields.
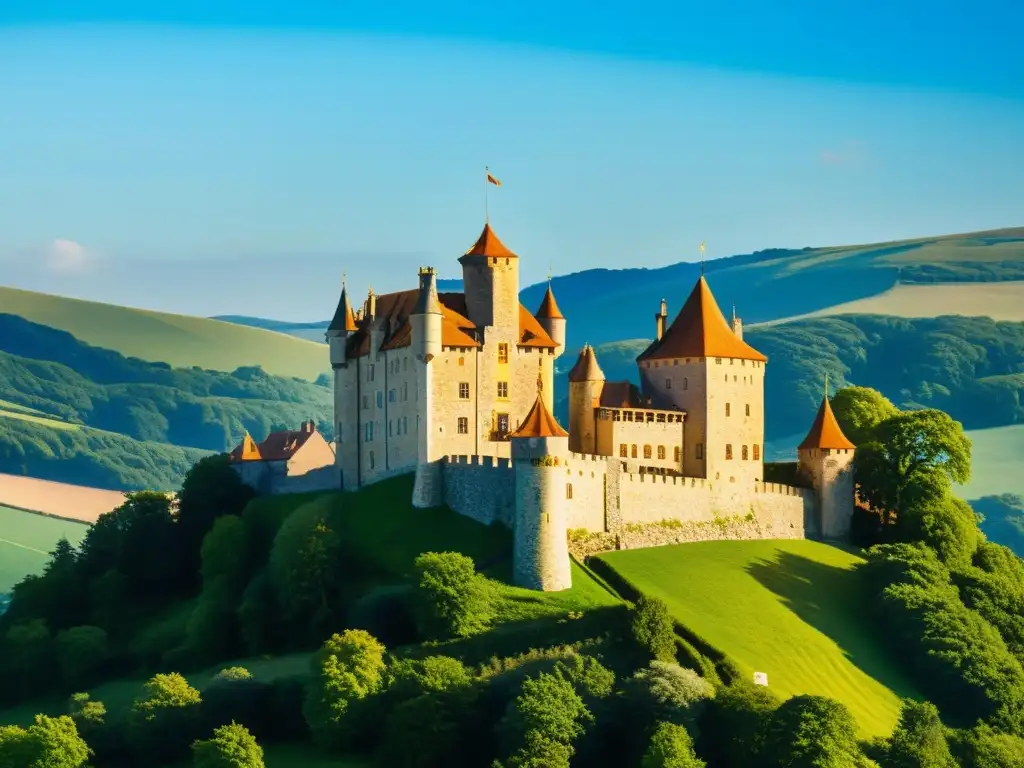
xmin=458 ymin=223 xmax=520 ymax=332
xmin=567 ymin=345 xmax=605 ymax=454
xmin=535 ymin=281 xmax=566 ymax=357
xmin=325 ymin=275 xmax=357 ymax=368
xmin=411 ymin=267 xmax=444 ymax=508
xmin=510 ymin=390 xmax=572 ymax=592
xmin=655 ymin=298 xmax=668 ymax=341
xmin=731 ymin=306 xmax=743 ymax=340
xmin=797 ymin=378 xmax=856 ymax=540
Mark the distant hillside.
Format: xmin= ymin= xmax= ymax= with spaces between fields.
xmin=217 ymin=227 xmax=1024 ymax=350
xmin=0 ymin=286 xmax=328 ymax=381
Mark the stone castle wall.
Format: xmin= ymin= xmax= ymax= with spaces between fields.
xmin=442 ymin=455 xmax=515 ymax=527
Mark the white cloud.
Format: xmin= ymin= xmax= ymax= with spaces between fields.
xmin=47 ymin=239 xmax=93 ymax=274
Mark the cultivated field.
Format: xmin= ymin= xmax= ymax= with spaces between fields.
xmin=0 ymin=472 xmax=126 ymax=523
xmin=0 ymin=286 xmax=328 ymax=381
xmin=596 ymin=539 xmax=919 ymax=737
xmin=757 ymin=280 xmax=1024 ymax=326
xmin=0 ymin=505 xmax=89 ymax=593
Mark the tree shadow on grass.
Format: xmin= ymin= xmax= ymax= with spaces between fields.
xmin=745 ymin=548 xmax=919 ymax=700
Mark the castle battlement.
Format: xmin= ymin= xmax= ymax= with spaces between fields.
xmin=444 ymin=454 xmax=512 ymax=470
xmin=756 ymin=481 xmax=812 ymax=498
xmin=567 ymin=451 xmax=607 ymax=463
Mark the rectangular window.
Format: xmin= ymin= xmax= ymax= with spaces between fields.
xmin=368 ymin=364 xmax=375 ymax=382
xmin=459 ymin=382 xmax=470 ymax=399
xmin=746 ymin=403 xmax=751 ymax=416
xmin=388 ymin=389 xmax=396 ymax=403
xmin=369 ymin=450 xmax=375 ymax=469
xmin=665 ymin=378 xmax=672 ymax=389
xmin=458 ymin=417 xmax=468 ymax=434
xmin=753 ymin=444 xmax=760 ymax=461
xmin=404 ymin=416 xmax=409 ymax=434
xmin=725 ymin=402 xmax=731 ymax=417
xmin=725 ymin=444 xmax=733 ymax=460
xmin=566 ymin=483 xmax=573 ymax=500
xmin=498 ymin=343 xmax=509 ymax=364
xmin=674 ymin=446 xmax=681 ymax=463
xmin=402 ymin=382 xmax=408 ymax=401
xmin=683 ymin=377 xmax=688 ymax=391
xmin=657 ymin=445 xmax=666 ymax=460
xmin=715 ymin=358 xmax=722 ymax=365
xmin=496 ymin=413 xmax=510 ymax=436
xmin=696 ymin=443 xmax=704 ymax=460
xmin=364 ymin=422 xmax=374 ymax=442
xmin=361 ymin=395 xmax=369 ymax=410
xmin=742 ymin=445 xmax=749 ymax=460
xmin=497 ymin=381 xmax=509 ymax=399
xmin=631 ymin=444 xmax=638 ymax=459
xmin=376 ymin=391 xmax=384 ymax=409
xmin=620 ymin=444 xmax=628 ymax=458
xmin=643 ymin=445 xmax=652 ymax=459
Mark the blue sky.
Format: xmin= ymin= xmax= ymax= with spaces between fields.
xmin=0 ymin=2 xmax=1022 ymax=320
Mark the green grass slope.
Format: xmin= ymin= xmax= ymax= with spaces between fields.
xmin=0 ymin=505 xmax=89 ymax=593
xmin=0 ymin=286 xmax=327 ymax=380
xmin=596 ymin=540 xmax=921 ymax=737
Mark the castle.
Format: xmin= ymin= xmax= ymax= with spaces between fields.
xmin=234 ymin=221 xmax=857 ymax=591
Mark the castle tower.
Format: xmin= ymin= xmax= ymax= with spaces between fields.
xmin=411 ymin=267 xmax=445 ymax=508
xmin=534 ymin=281 xmax=566 ymax=358
xmin=458 ymin=223 xmax=520 ymax=333
xmin=798 ymin=380 xmax=856 ymax=540
xmin=510 ymin=389 xmax=572 ymax=592
xmin=327 ymin=276 xmax=358 ymax=489
xmin=636 ymin=276 xmax=767 ymax=485
xmin=567 ymin=345 xmax=605 ymax=455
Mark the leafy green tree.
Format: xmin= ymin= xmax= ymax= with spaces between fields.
xmin=631 ymin=596 xmax=677 ymax=663
xmin=412 ymin=551 xmax=494 ymax=639
xmin=641 ymin=721 xmax=705 ymax=768
xmin=303 ymin=629 xmax=387 ymax=749
xmin=499 ymin=671 xmax=591 ymax=767
xmin=856 ymin=410 xmax=972 ymax=524
xmin=385 ymin=655 xmax=472 ymax=701
xmin=237 ymin=570 xmax=282 ymax=655
xmin=910 ymin=494 xmax=980 ymax=566
xmin=628 ymin=662 xmax=716 ymax=739
xmin=375 ymin=682 xmax=481 ymax=768
xmin=883 ymin=699 xmax=956 ymax=768
xmin=0 ymin=724 xmax=35 ymax=768
xmin=831 ymin=387 xmax=899 ymax=445
xmin=761 ymin=695 xmax=865 ymax=768
xmin=129 ymin=672 xmax=203 ymax=760
xmin=185 ymin=576 xmax=242 ymax=664
xmin=200 ymin=515 xmax=252 ymax=592
xmin=55 ymin=625 xmax=110 ymax=689
xmin=191 ymin=722 xmax=265 ymax=768
xmin=948 ymin=724 xmax=1024 ymax=767
xmin=0 ymin=715 xmax=91 ymax=768
xmin=701 ymin=680 xmax=779 ymax=767
xmin=68 ymin=692 xmax=107 ymax=729
xmin=553 ymin=654 xmax=616 ymax=703
xmin=3 ymin=619 xmax=54 ymax=697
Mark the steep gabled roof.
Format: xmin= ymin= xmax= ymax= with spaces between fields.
xmin=799 ymin=395 xmax=856 ymax=451
xmin=510 ymin=393 xmax=569 ymax=438
xmin=568 ymin=345 xmax=605 ymax=382
xmin=229 ymin=423 xmax=320 ymax=463
xmin=637 ymin=276 xmax=767 ymax=363
xmin=462 ymin=223 xmax=517 ymax=259
xmin=599 ymin=381 xmax=644 ymax=408
xmin=535 ymin=284 xmax=564 ymax=320
xmin=328 ymin=282 xmax=358 ymax=333
xmin=228 ymin=432 xmax=262 ymax=462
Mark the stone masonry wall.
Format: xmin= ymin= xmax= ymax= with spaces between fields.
xmin=442 ymin=455 xmax=515 ymax=527
xmin=562 ymin=452 xmax=607 ymax=531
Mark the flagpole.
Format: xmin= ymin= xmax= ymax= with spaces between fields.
xmin=484 ymin=166 xmax=490 ymax=224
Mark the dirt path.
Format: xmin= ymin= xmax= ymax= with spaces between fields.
xmin=0 ymin=473 xmax=126 ymax=524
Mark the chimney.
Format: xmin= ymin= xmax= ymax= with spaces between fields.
xmin=655 ymin=298 xmax=668 ymax=341
xmin=732 ymin=306 xmax=743 ymax=340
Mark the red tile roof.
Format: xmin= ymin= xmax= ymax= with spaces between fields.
xmin=463 ymin=223 xmax=517 ymax=259
xmin=799 ymin=396 xmax=856 ymax=451
xmin=535 ymin=284 xmax=564 ymax=320
xmin=599 ymin=381 xmax=644 ymax=408
xmin=638 ymin=276 xmax=767 ymax=363
xmin=568 ymin=345 xmax=605 ymax=382
xmin=510 ymin=393 xmax=569 ymax=438
xmin=229 ymin=421 xmax=319 ymax=463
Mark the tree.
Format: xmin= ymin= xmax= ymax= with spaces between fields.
xmin=55 ymin=625 xmax=110 ymax=689
xmin=200 ymin=515 xmax=252 ymax=592
xmin=412 ymin=552 xmax=494 ymax=639
xmin=129 ymin=672 xmax=203 ymax=760
xmin=761 ymin=695 xmax=864 ymax=768
xmin=628 ymin=662 xmax=716 ymax=739
xmin=855 ymin=410 xmax=972 ymax=523
xmin=884 ymin=699 xmax=956 ymax=768
xmin=701 ymin=680 xmax=779 ymax=767
xmin=303 ymin=630 xmax=387 ymax=749
xmin=641 ymin=721 xmax=705 ymax=768
xmin=191 ymin=722 xmax=265 ymax=768
xmin=186 ymin=576 xmax=242 ymax=664
xmin=0 ymin=715 xmax=91 ymax=768
xmin=948 ymin=724 xmax=1024 ymax=767
xmin=499 ymin=672 xmax=591 ymax=768
xmin=831 ymin=387 xmax=899 ymax=445
xmin=910 ymin=495 xmax=980 ymax=566
xmin=631 ymin=596 xmax=677 ymax=663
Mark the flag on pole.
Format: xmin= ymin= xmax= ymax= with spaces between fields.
xmin=486 ymin=169 xmax=502 ymax=187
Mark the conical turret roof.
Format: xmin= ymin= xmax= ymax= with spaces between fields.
xmin=328 ymin=280 xmax=358 ymax=332
xmin=568 ymin=345 xmax=605 ymax=382
xmin=535 ymin=283 xmax=564 ymax=320
xmin=637 ymin=276 xmax=766 ymax=363
xmin=510 ymin=393 xmax=569 ymax=438
xmin=463 ymin=223 xmax=517 ymax=259
xmin=799 ymin=395 xmax=855 ymax=451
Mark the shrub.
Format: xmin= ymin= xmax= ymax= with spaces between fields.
xmin=191 ymin=722 xmax=265 ymax=768
xmin=214 ymin=666 xmax=253 ymax=683
xmin=129 ymin=672 xmax=203 ymax=762
xmin=54 ymin=625 xmax=110 ymax=690
xmin=348 ymin=584 xmax=419 ymax=647
xmin=627 ymin=662 xmax=716 ymax=739
xmin=761 ymin=695 xmax=863 ymax=767
xmin=0 ymin=715 xmax=91 ymax=768
xmin=630 ymin=597 xmax=677 ymax=663
xmin=498 ymin=671 xmax=592 ymax=766
xmin=699 ymin=680 xmax=779 ymax=766
xmin=413 ymin=552 xmax=494 ymax=640
xmin=375 ymin=684 xmax=483 ymax=768
xmin=948 ymin=724 xmax=1024 ymax=767
xmin=885 ymin=699 xmax=957 ymax=768
xmin=641 ymin=721 xmax=705 ymax=768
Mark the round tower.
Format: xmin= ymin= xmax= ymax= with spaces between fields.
xmin=567 ymin=345 xmax=605 ymax=455
xmin=797 ymin=380 xmax=856 ymax=540
xmin=510 ymin=392 xmax=572 ymax=592
xmin=411 ymin=267 xmax=444 ymax=509
xmin=325 ymin=274 xmax=357 ymax=367
xmin=535 ymin=282 xmax=566 ymax=358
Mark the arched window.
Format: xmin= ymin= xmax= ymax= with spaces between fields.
xmin=683 ymin=377 xmax=689 ymax=390
xmin=725 ymin=444 xmax=733 ymax=460
xmin=631 ymin=444 xmax=638 ymax=458
xmin=725 ymin=403 xmax=731 ymax=417
xmin=746 ymin=403 xmax=751 ymax=416
xmin=643 ymin=445 xmax=652 ymax=459
xmin=566 ymin=483 xmax=573 ymax=499
xmin=742 ymin=445 xmax=749 ymax=460
xmin=753 ymin=444 xmax=761 ymax=461
xmin=674 ymin=446 xmax=681 ymax=463
xmin=657 ymin=445 xmax=666 ymax=460
xmin=620 ymin=444 xmax=628 ymax=458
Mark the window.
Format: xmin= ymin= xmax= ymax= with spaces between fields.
xmin=643 ymin=445 xmax=652 ymax=459
xmin=753 ymin=444 xmax=760 ymax=461
xmin=674 ymin=446 xmax=681 ymax=463
xmin=631 ymin=444 xmax=638 ymax=458
xmin=725 ymin=403 xmax=731 ymax=417
xmin=620 ymin=444 xmax=628 ymax=458
xmin=376 ymin=391 xmax=384 ymax=409
xmin=745 ymin=403 xmax=750 ymax=416
xmin=364 ymin=422 xmax=374 ymax=442
xmin=369 ymin=450 xmax=375 ymax=470
xmin=458 ymin=356 xmax=465 ymax=367
xmin=497 ymin=381 xmax=508 ymax=399
xmin=725 ymin=444 xmax=733 ymax=460
xmin=742 ymin=445 xmax=749 ymax=460
xmin=665 ymin=378 xmax=672 ymax=389
xmin=402 ymin=382 xmax=408 ymax=401
xmin=657 ymin=446 xmax=666 ymax=460
xmin=566 ymin=484 xmax=573 ymax=499
xmin=496 ymin=413 xmax=510 ymax=435
xmin=715 ymin=358 xmax=722 ymax=364
xmin=683 ymin=377 xmax=689 ymax=391
xmin=368 ymin=365 xmax=375 ymax=382
xmin=696 ymin=443 xmax=704 ymax=460
xmin=458 ymin=417 xmax=468 ymax=434
xmin=362 ymin=395 xmax=369 ymax=410
xmin=459 ymin=382 xmax=470 ymax=399
xmin=498 ymin=343 xmax=509 ymax=364
xmin=388 ymin=420 xmax=392 ymax=436
xmin=388 ymin=389 xmax=396 ymax=403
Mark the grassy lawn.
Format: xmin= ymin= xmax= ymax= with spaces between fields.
xmin=596 ymin=539 xmax=921 ymax=738
xmin=0 ymin=286 xmax=327 ymax=381
xmin=0 ymin=505 xmax=89 ymax=593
